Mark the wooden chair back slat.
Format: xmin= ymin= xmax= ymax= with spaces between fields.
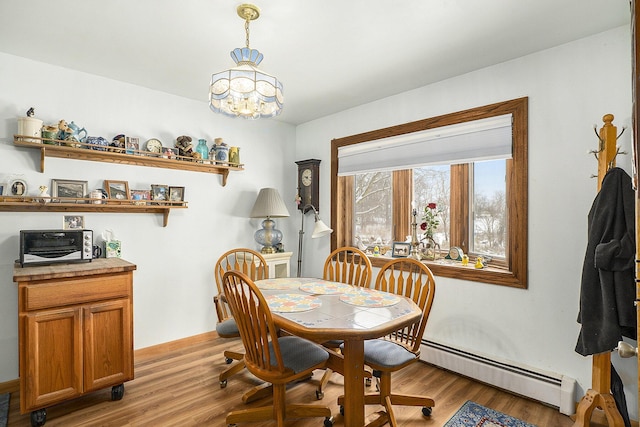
xmin=214 ymin=248 xmax=268 ymax=323
xmin=323 ymin=246 xmax=372 ymax=288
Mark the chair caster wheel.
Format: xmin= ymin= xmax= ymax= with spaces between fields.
xmin=111 ymin=384 xmax=125 ymax=401
xmin=339 ymin=405 xmax=344 ymax=416
xmin=220 ymin=380 xmax=228 ymax=388
xmin=323 ymin=416 xmax=334 ymax=427
xmin=30 ymin=408 xmax=46 ymax=427
xmin=225 ymin=357 xmax=233 ymax=364
xmin=365 ymin=377 xmax=372 ymax=386
xmin=422 ymin=406 xmax=432 ymax=416
xmin=316 ymin=390 xmax=324 ymax=400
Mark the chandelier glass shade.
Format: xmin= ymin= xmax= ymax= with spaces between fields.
xmin=209 ymin=4 xmax=283 ymax=119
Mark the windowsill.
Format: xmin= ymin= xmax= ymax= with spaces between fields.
xmin=367 ymin=255 xmax=524 ymax=289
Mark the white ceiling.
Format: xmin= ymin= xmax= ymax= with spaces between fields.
xmin=0 ymin=1 xmax=631 ymax=125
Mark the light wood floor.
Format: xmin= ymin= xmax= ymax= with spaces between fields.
xmin=7 ymin=334 xmax=577 ymax=426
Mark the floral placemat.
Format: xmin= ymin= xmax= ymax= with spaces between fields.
xmin=255 ymin=278 xmax=302 ymax=290
xmin=339 ymin=288 xmax=401 ymax=307
xmin=265 ymin=294 xmax=322 ymax=312
xmin=299 ymin=280 xmax=354 ymax=295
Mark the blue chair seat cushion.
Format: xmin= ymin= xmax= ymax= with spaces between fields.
xmin=358 ymin=339 xmax=416 ymax=369
xmin=216 ymin=318 xmax=239 ymax=337
xmin=269 ymin=336 xmax=329 ymax=373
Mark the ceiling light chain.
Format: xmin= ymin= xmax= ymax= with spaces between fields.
xmin=245 ymin=16 xmax=251 ymax=49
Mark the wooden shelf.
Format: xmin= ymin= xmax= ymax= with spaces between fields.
xmin=14 ymin=135 xmax=244 ymax=186
xmin=0 ymin=197 xmax=187 ymax=227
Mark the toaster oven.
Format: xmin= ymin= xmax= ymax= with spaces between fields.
xmin=19 ymin=229 xmax=93 ymax=267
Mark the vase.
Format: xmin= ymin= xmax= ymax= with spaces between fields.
xmin=195 ymin=139 xmax=209 ymax=160
xmin=421 ymin=235 xmax=440 ymax=260
xmin=38 ymin=185 xmax=50 ymax=204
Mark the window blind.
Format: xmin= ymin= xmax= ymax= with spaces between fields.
xmin=337 ymin=114 xmax=513 ymax=175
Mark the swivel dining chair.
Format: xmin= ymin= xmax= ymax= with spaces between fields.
xmin=338 ymin=257 xmax=436 ymax=426
xmin=213 ymin=248 xmax=268 ymax=391
xmin=222 ymin=270 xmax=336 ymax=426
xmin=316 ymin=246 xmax=372 ymax=399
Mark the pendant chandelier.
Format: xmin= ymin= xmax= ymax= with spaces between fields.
xmin=209 ymin=4 xmax=283 ymax=119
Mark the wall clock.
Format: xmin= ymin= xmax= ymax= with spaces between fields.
xmin=295 ymin=159 xmax=321 ymax=213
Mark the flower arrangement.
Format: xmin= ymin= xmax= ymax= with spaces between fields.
xmin=420 ymin=203 xmax=440 ymax=238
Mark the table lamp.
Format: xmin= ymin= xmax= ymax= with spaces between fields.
xmin=297 ymin=204 xmax=333 ymax=277
xmin=250 ymin=188 xmax=290 ymax=254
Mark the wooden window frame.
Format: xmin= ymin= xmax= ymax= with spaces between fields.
xmin=330 ymin=97 xmax=528 ymax=288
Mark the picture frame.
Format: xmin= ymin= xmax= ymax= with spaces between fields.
xmin=10 ymin=179 xmax=28 ymax=196
xmin=63 ymin=215 xmax=85 ymax=230
xmin=51 ymin=179 xmax=87 ymax=201
xmin=130 ymin=189 xmax=151 ymax=201
xmin=151 ymin=184 xmax=169 ymax=202
xmin=125 ymin=136 xmax=140 ymax=155
xmin=0 ymin=182 xmax=7 ymax=196
xmin=391 ymin=242 xmax=411 ymax=258
xmin=104 ymin=180 xmax=130 ymax=200
xmin=162 ymin=147 xmax=178 ymax=159
xmin=130 ymin=189 xmax=150 ymax=205
xmin=168 ymin=186 xmax=185 ymax=202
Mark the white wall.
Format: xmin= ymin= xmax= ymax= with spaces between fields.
xmin=1 ymin=25 xmax=638 ymax=419
xmin=296 ymin=26 xmax=638 ymax=417
xmin=0 ymin=52 xmax=298 ymax=381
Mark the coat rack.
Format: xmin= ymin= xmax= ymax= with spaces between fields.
xmin=572 ymin=114 xmax=625 ymax=427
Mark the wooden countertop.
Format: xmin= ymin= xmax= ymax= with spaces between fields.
xmin=13 ymin=258 xmax=137 ymax=282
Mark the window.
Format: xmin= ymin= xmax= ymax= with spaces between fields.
xmin=330 ymin=98 xmax=528 ymax=288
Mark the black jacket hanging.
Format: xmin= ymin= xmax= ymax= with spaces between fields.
xmin=575 ymin=167 xmax=636 ymax=356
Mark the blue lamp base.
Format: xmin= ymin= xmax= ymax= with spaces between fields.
xmin=254 ymin=218 xmax=282 ymax=254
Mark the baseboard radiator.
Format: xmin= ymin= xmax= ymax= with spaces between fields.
xmin=420 ymin=340 xmax=576 ymax=415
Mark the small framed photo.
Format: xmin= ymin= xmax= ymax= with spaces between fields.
xmin=130 ymin=189 xmax=151 ymax=204
xmin=169 ymin=186 xmax=185 ymax=202
xmin=392 ymin=242 xmax=411 ymax=258
xmin=151 ymin=184 xmax=169 ymax=202
xmin=125 ymin=136 xmax=140 ymax=155
xmin=63 ymin=215 xmax=85 ymax=230
xmin=162 ymin=147 xmax=178 ymax=159
xmin=0 ymin=182 xmax=7 ymax=196
xmin=51 ymin=179 xmax=87 ymax=201
xmin=10 ymin=179 xmax=28 ymax=196
xmin=104 ymin=180 xmax=130 ymax=200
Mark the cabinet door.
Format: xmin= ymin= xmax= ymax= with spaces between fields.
xmin=24 ymin=307 xmax=82 ymax=410
xmin=83 ymin=298 xmax=133 ymax=392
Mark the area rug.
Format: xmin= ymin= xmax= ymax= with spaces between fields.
xmin=444 ymin=400 xmax=537 ymax=427
xmin=0 ymin=393 xmax=9 ymax=427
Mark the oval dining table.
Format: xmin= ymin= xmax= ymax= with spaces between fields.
xmin=255 ymin=277 xmax=422 ymax=427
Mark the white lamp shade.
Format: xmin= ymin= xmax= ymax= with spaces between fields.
xmin=250 ymin=188 xmax=290 ymax=218
xmin=312 ymin=219 xmax=333 ymax=238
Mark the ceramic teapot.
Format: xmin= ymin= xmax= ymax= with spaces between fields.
xmin=66 ymin=121 xmax=88 ymax=142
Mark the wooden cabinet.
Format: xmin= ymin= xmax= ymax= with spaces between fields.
xmin=262 ymin=252 xmax=293 ymax=278
xmin=14 ymin=258 xmax=136 ymax=426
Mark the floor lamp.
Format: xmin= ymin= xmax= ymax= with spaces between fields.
xmin=297 ymin=204 xmax=332 ymax=277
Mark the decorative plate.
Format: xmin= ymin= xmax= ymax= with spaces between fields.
xmin=145 ymin=138 xmax=163 ymax=153
xmin=339 ymin=288 xmax=401 ymax=307
xmin=256 ymin=278 xmax=302 ymax=290
xmin=265 ymin=294 xmax=322 ymax=312
xmin=85 ymin=136 xmax=109 ymax=151
xmin=299 ymin=281 xmax=353 ymax=295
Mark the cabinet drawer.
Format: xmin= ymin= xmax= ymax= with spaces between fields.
xmin=23 ymin=272 xmax=131 ymax=311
